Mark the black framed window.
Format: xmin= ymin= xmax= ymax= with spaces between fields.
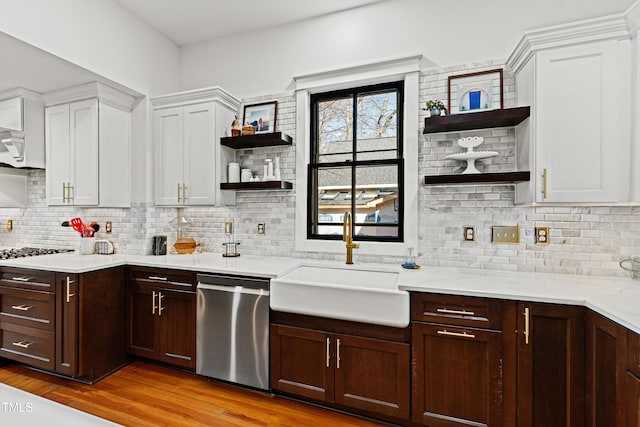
xmin=307 ymin=81 xmax=404 ymax=242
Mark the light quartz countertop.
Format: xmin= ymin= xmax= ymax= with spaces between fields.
xmin=1 ymin=252 xmax=639 ymax=334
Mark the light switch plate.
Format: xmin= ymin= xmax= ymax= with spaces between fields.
xmin=492 ymin=226 xmax=520 ymax=244
xmin=105 ymin=221 xmax=112 ymax=233
xmin=535 ymin=226 xmax=550 ymax=244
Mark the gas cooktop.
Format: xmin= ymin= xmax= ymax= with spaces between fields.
xmin=0 ymin=247 xmax=74 ymax=260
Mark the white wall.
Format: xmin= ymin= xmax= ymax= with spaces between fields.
xmin=0 ymin=0 xmax=180 ymax=96
xmin=180 ymin=0 xmax=634 ymax=98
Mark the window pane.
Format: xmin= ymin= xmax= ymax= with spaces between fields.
xmin=354 ymin=165 xmax=399 ymax=238
xmin=356 ymin=90 xmax=398 ymax=161
xmin=314 ymin=166 xmax=352 ymax=236
xmin=317 ymin=97 xmax=353 ymax=163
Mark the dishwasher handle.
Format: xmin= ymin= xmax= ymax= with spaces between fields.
xmin=197 ymin=282 xmax=269 ymax=296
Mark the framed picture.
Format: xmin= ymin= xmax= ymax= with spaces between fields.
xmin=447 ymin=69 xmax=503 ymax=114
xmin=242 ymin=101 xmax=278 ymax=134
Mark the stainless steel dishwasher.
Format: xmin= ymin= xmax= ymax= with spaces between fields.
xmin=196 ymin=273 xmax=270 ymax=390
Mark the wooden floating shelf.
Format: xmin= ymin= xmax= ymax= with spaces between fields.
xmin=221 ymin=181 xmax=293 ymax=190
xmin=423 ymin=171 xmax=530 ymax=185
xmin=220 ymin=132 xmax=293 ymax=149
xmin=423 ymin=106 xmax=530 ymax=134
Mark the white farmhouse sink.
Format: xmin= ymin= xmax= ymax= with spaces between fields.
xmin=270 ymin=263 xmax=409 ymax=327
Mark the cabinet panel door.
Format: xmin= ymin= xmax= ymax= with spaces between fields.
xmin=183 ymin=102 xmax=216 ymax=206
xmin=45 ymin=104 xmax=70 ymax=205
xmin=126 ymin=284 xmax=158 ymax=358
xmin=628 ymin=372 xmax=640 ymax=427
xmin=412 ymin=322 xmax=502 ymax=427
xmin=335 ymin=334 xmax=409 ymax=421
xmin=98 ymin=103 xmax=131 ymax=207
xmin=69 ymin=99 xmax=99 ymax=205
xmin=517 ymin=303 xmax=585 ymax=427
xmin=586 ymin=311 xmax=627 ymax=427
xmin=536 ymin=40 xmax=630 ymax=203
xmin=55 ymin=274 xmax=78 ymax=377
xmin=158 ymin=289 xmax=195 ymax=369
xmin=154 ymin=107 xmax=184 ymax=205
xmin=270 ymin=325 xmax=333 ymax=403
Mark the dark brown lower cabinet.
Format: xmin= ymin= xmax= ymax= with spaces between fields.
xmin=586 ymin=310 xmax=628 ymax=427
xmin=627 ymin=371 xmax=640 ymax=427
xmin=126 ymin=267 xmax=196 ymax=370
xmin=412 ymin=322 xmax=503 ymax=426
xmin=517 ymin=303 xmax=585 ymax=427
xmin=270 ymin=322 xmax=410 ymax=423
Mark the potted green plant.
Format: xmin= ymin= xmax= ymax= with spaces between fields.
xmin=423 ymin=100 xmax=447 ymax=117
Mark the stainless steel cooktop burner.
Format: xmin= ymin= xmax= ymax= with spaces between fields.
xmin=0 ymin=247 xmax=74 ymax=260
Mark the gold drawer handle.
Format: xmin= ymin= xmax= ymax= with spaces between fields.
xmin=148 ymin=276 xmax=168 ymax=281
xmin=12 ymin=341 xmax=33 ymax=348
xmin=10 ymin=304 xmax=33 ymax=311
xmin=436 ymin=308 xmax=475 ymax=316
xmin=326 ymin=337 xmax=330 ymax=368
xmin=437 ymin=329 xmax=476 ymax=339
xmin=11 ymin=277 xmax=33 ymax=282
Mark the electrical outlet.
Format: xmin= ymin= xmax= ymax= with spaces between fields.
xmin=105 ymin=221 xmax=112 ymax=233
xmin=463 ymin=226 xmax=475 ymax=242
xmin=257 ymin=222 xmax=265 ymax=235
xmin=535 ymin=226 xmax=550 ymax=244
xmin=492 ymin=226 xmax=520 ymax=244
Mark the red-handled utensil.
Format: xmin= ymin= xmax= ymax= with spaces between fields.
xmin=70 ymin=217 xmax=84 ymax=235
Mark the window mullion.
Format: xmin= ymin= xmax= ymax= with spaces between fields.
xmin=351 ymin=94 xmax=357 ymax=238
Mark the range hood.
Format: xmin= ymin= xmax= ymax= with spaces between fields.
xmin=0 ymin=88 xmax=44 ymax=168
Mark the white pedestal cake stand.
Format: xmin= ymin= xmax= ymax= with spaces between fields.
xmin=444 ymin=136 xmax=498 ymax=174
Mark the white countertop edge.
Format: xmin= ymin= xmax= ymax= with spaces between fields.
xmin=1 ymin=253 xmax=639 ymax=334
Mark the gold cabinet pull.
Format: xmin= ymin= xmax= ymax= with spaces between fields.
xmin=11 ymin=277 xmax=32 ymax=282
xmin=62 ymin=182 xmax=67 ymax=203
xmin=10 ymin=304 xmax=33 ymax=311
xmin=66 ymin=277 xmax=75 ymax=303
xmin=437 ymin=329 xmax=476 ymax=339
xmin=177 ymin=183 xmax=182 ymax=204
xmin=158 ymin=292 xmax=165 ymax=316
xmin=182 ymin=183 xmax=187 ymax=204
xmin=336 ymin=338 xmax=341 ymax=369
xmin=148 ymin=276 xmax=168 ymax=281
xmin=436 ymin=308 xmax=475 ymax=316
xmin=152 ymin=291 xmax=158 ymax=315
xmin=326 ymin=337 xmax=330 ymax=368
xmin=542 ymin=168 xmax=548 ymax=199
xmin=524 ymin=307 xmax=530 ymax=344
xmin=12 ymin=341 xmax=33 ymax=349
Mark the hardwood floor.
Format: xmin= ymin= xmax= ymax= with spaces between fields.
xmin=0 ymin=361 xmax=388 ymax=426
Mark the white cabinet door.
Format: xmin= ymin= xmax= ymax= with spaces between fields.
xmin=183 ymin=102 xmax=216 ymax=206
xmin=45 ymin=104 xmax=71 ymax=205
xmin=154 ymin=107 xmax=184 ymax=206
xmin=0 ymin=97 xmax=23 ymax=131
xmin=535 ymin=40 xmax=630 ymax=203
xmin=69 ymin=99 xmax=99 ymax=206
xmin=99 ymin=102 xmax=131 ymax=207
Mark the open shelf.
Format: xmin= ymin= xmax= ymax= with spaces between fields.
xmin=220 ymin=181 xmax=293 ymax=190
xmin=423 ymin=171 xmax=530 ymax=185
xmin=220 ymin=132 xmax=293 ymax=149
xmin=423 ymin=106 xmax=530 ymax=134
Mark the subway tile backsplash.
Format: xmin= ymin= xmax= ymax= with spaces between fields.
xmin=0 ymin=61 xmax=638 ymax=278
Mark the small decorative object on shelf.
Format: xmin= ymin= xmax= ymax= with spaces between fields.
xmin=243 ymin=100 xmax=278 ymax=134
xmin=241 ymin=125 xmax=255 ymax=135
xmin=231 ymin=115 xmax=241 ymax=137
xmin=445 ymin=136 xmax=498 ymax=174
xmin=448 ymin=68 xmax=503 ymax=115
xmin=423 ymin=99 xmax=447 ymax=117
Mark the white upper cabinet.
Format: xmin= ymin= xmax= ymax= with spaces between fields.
xmin=151 ymin=87 xmax=239 ymax=206
xmin=44 ymin=82 xmax=135 ymax=207
xmin=508 ymin=15 xmax=633 ymax=204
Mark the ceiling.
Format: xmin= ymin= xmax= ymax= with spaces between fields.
xmin=113 ymin=0 xmax=384 ymax=45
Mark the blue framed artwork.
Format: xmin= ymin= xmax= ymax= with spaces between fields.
xmin=448 ymin=69 xmax=504 ymax=115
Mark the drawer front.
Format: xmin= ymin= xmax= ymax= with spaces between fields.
xmin=411 ymin=293 xmax=502 ymax=330
xmin=0 ymin=268 xmax=55 ymax=291
xmin=128 ymin=266 xmax=196 ymax=292
xmin=629 ymin=329 xmax=640 ymax=377
xmin=0 ymin=287 xmax=55 ymax=331
xmin=0 ymin=322 xmax=55 ymax=371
